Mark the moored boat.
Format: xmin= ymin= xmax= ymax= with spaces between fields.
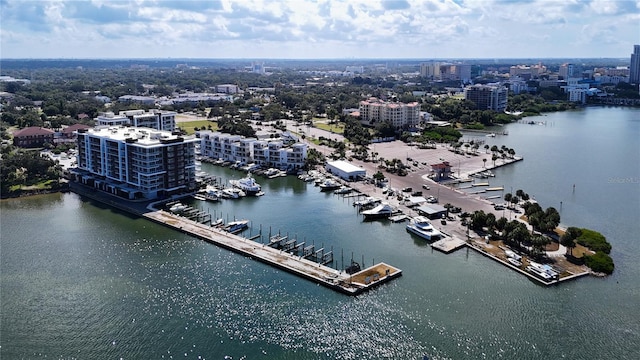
xmin=224 ymin=219 xmax=249 ymax=234
xmin=405 ymin=216 xmax=442 ymax=241
xmin=319 ymin=178 xmax=341 ymax=191
xmin=361 ymin=203 xmax=394 ymax=219
xmin=229 ymin=173 xmax=262 ymax=196
xmin=169 ymin=202 xmax=188 ymax=213
xmin=334 ymin=186 xmax=352 ymax=194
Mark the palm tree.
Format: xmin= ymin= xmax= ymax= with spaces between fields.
xmin=484 ymin=144 xmax=490 ymax=154
xmin=560 ymin=227 xmax=582 ymax=256
xmin=483 ymin=158 xmax=487 ymax=168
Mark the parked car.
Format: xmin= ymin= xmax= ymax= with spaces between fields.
xmin=402 ymin=187 xmax=412 ymax=193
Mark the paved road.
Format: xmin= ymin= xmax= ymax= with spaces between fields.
xmin=294 ymin=123 xmax=527 ymax=239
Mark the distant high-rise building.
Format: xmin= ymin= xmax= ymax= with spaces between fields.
xmin=559 ymin=63 xmax=575 ymax=80
xmin=630 ymin=45 xmax=640 ymax=84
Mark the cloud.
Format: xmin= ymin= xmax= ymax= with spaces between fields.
xmin=65 ymin=2 xmax=135 ymax=24
xmin=0 ymin=0 xmax=637 ymax=58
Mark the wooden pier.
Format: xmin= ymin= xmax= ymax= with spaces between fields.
xmin=143 ymin=209 xmax=402 ymax=295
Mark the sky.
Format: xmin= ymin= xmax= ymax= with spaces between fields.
xmin=1 ymin=0 xmax=639 ymax=59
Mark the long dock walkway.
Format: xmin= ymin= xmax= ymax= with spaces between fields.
xmin=143 ymin=210 xmax=402 ymax=295
xmin=69 ymin=182 xmax=402 ymax=296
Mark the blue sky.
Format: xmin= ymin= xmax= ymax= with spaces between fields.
xmin=1 ymin=0 xmax=639 ymax=59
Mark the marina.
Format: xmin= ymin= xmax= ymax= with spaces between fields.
xmin=143 ymin=208 xmax=402 ymax=295
xmin=3 ymin=105 xmax=637 ymax=360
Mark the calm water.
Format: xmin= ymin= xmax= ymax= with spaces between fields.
xmin=1 ymin=106 xmax=639 ymax=359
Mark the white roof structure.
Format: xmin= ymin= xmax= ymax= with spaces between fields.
xmin=327 ymin=160 xmax=363 ymax=173
xmin=325 ymin=160 xmax=366 ymax=181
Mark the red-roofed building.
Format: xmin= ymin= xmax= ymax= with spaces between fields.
xmin=61 ymin=124 xmax=92 ymax=139
xmin=430 ymin=161 xmax=452 ymax=181
xmin=12 ymin=127 xmax=55 ymax=148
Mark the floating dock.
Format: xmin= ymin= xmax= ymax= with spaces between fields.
xmin=486 ymin=187 xmax=504 ymax=191
xmin=143 ymin=210 xmax=402 ymax=295
xmin=431 ymin=237 xmax=467 ymax=253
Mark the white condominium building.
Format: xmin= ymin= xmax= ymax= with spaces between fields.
xmin=75 ymin=126 xmax=198 ymax=199
xmin=358 ymin=97 xmax=421 ymax=128
xmin=95 ymin=110 xmax=177 ymax=132
xmin=197 ymin=131 xmax=307 ymax=170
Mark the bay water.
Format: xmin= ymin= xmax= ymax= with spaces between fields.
xmin=1 ymin=106 xmax=639 ymax=359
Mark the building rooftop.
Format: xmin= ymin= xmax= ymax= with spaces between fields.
xmin=85 ymin=126 xmax=194 ymax=146
xmin=13 ymin=126 xmax=55 ymax=137
xmin=327 ymin=160 xmax=365 ymax=173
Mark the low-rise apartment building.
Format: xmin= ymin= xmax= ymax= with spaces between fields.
xmin=74 ymin=126 xmax=197 ymax=200
xmin=197 ymin=131 xmax=307 ymax=170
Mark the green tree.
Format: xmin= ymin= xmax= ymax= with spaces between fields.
xmin=560 ymin=227 xmax=582 ymax=256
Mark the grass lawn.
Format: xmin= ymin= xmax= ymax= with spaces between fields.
xmin=178 ymin=120 xmax=218 ymax=135
xmin=313 ymin=121 xmax=345 ymax=134
xmin=10 ymin=180 xmax=56 ymax=192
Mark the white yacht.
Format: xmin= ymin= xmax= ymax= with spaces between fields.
xmin=224 ymin=219 xmax=249 ymax=234
xmin=361 ymin=203 xmax=394 ymax=219
xmin=319 ymin=178 xmax=341 ymax=191
xmin=264 ymin=168 xmax=281 ymax=179
xmin=406 ymin=216 xmax=442 ymax=241
xmin=353 ymin=197 xmax=381 ymax=207
xmin=221 ymin=188 xmax=245 ymax=199
xmin=200 ymin=185 xmax=223 ymax=200
xmin=230 ymin=173 xmax=262 ymax=196
xmin=526 ymin=262 xmax=559 ymax=280
xmin=169 ymin=203 xmax=188 ymax=213
xmin=334 ymin=186 xmax=352 ymax=194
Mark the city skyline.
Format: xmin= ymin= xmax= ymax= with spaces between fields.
xmin=1 ymin=0 xmax=639 ymax=60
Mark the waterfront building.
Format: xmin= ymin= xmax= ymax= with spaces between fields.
xmin=430 ymin=161 xmax=452 ymax=181
xmin=74 ymin=126 xmax=197 ymax=200
xmin=358 ymin=97 xmax=420 ymax=128
xmin=197 ymin=131 xmax=307 ymax=170
xmin=630 ymin=44 xmax=640 ymax=84
xmin=561 ymin=79 xmax=591 ymax=104
xmin=325 ymin=160 xmax=366 ymax=181
xmin=95 ymin=110 xmax=177 ymax=132
xmin=464 ymin=84 xmax=508 ymax=112
xmin=12 ymin=126 xmax=55 ymax=148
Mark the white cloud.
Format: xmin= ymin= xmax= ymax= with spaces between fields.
xmin=0 ymin=0 xmax=637 ymax=58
